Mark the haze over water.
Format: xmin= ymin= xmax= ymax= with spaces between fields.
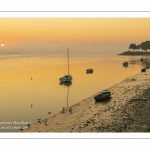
xmin=0 ymin=51 xmax=148 ymax=132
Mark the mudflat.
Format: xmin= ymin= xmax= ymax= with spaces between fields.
xmin=24 ymin=68 xmax=150 ymax=132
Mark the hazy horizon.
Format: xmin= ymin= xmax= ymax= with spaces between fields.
xmin=0 ymin=18 xmax=150 ymax=55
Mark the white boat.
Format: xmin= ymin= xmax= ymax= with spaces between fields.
xmin=59 ymin=48 xmax=73 ymax=82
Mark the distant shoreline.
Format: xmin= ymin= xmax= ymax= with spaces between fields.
xmin=118 ymin=51 xmax=150 ymax=56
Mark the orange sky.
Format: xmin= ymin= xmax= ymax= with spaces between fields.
xmin=0 ymin=18 xmax=150 ymax=54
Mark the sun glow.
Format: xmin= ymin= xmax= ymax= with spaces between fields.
xmin=1 ymin=44 xmax=4 ymax=46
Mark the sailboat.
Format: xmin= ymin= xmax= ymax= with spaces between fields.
xmin=59 ymin=48 xmax=73 ymax=82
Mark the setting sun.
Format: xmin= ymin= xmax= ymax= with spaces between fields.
xmin=1 ymin=44 xmax=4 ymax=46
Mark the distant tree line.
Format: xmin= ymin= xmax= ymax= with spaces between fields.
xmin=129 ymin=41 xmax=150 ymax=52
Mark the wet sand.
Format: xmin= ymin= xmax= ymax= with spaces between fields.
xmin=24 ymin=68 xmax=150 ymax=132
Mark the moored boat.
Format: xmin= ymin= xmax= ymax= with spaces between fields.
xmin=59 ymin=48 xmax=73 ymax=82
xmin=122 ymin=61 xmax=128 ymax=67
xmin=140 ymin=57 xmax=144 ymax=61
xmin=86 ymin=68 xmax=93 ymax=73
xmin=94 ymin=91 xmax=111 ymax=102
xmin=141 ymin=68 xmax=146 ymax=72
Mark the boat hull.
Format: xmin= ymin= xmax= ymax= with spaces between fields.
xmin=59 ymin=75 xmax=73 ymax=82
xmin=122 ymin=61 xmax=128 ymax=67
xmin=94 ymin=92 xmax=111 ymax=102
xmin=141 ymin=68 xmax=146 ymax=72
xmin=86 ymin=69 xmax=93 ymax=73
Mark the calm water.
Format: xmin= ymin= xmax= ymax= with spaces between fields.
xmin=0 ymin=53 xmax=149 ymax=132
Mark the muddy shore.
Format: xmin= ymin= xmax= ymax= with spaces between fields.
xmin=24 ymin=68 xmax=150 ymax=132
xmin=118 ymin=51 xmax=150 ymax=55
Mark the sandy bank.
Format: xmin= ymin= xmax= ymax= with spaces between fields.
xmin=118 ymin=51 xmax=150 ymax=55
xmin=24 ymin=68 xmax=150 ymax=132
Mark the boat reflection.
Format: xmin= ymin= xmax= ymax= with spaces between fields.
xmin=127 ymin=57 xmax=150 ymax=67
xmin=123 ymin=65 xmax=128 ymax=68
xmin=59 ymin=81 xmax=72 ymax=108
xmin=59 ymin=81 xmax=72 ymax=86
xmin=86 ymin=71 xmax=93 ymax=74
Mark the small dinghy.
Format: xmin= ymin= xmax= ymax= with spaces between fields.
xmin=122 ymin=61 xmax=128 ymax=67
xmin=94 ymin=91 xmax=111 ymax=102
xmin=141 ymin=68 xmax=146 ymax=72
xmin=86 ymin=68 xmax=93 ymax=73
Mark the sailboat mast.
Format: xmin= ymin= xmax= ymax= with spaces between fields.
xmin=67 ymin=48 xmax=69 ymax=75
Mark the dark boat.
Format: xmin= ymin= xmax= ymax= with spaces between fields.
xmin=122 ymin=61 xmax=128 ymax=67
xmin=141 ymin=68 xmax=146 ymax=72
xmin=94 ymin=91 xmax=111 ymax=102
xmin=140 ymin=57 xmax=144 ymax=61
xmin=86 ymin=68 xmax=93 ymax=73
